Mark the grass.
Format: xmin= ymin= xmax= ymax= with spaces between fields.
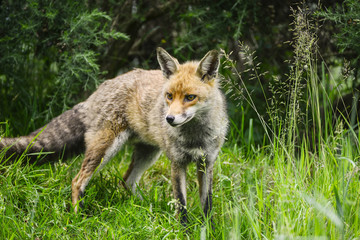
xmin=1 ymin=6 xmax=360 ymax=240
xmin=1 ymin=124 xmax=359 ymax=239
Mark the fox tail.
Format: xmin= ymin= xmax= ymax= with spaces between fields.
xmin=0 ymin=105 xmax=86 ymax=164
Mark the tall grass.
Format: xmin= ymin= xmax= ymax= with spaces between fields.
xmin=1 ymin=6 xmax=360 ymax=240
xmin=223 ymin=6 xmax=360 ymax=239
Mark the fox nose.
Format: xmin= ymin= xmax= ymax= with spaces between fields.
xmin=166 ymin=115 xmax=175 ymax=124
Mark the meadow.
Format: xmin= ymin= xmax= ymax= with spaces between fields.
xmin=1 ymin=5 xmax=360 ymax=240
xmin=1 ymin=99 xmax=359 ymax=239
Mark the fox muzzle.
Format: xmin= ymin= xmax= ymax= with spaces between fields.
xmin=165 ymin=112 xmax=195 ymax=127
xmin=166 ymin=115 xmax=175 ymax=124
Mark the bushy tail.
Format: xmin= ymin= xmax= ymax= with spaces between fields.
xmin=0 ymin=104 xmax=86 ymax=164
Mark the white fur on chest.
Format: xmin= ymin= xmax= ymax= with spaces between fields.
xmin=187 ymin=148 xmax=206 ymax=159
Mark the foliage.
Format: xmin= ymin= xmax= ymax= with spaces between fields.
xmin=0 ymin=0 xmax=128 ymax=135
xmin=318 ymin=0 xmax=360 ymax=61
xmin=318 ymin=0 xmax=360 ymax=135
xmin=174 ymin=0 xmax=258 ymax=55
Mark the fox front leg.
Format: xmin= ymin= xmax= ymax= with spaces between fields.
xmin=171 ymin=161 xmax=188 ymax=226
xmin=197 ymin=156 xmax=215 ymax=224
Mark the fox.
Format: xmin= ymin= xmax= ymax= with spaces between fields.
xmin=0 ymin=47 xmax=228 ymax=225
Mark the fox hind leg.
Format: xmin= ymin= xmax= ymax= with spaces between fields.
xmin=122 ymin=143 xmax=161 ymax=198
xmin=71 ymin=129 xmax=130 ymax=212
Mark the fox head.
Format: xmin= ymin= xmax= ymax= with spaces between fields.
xmin=157 ymin=47 xmax=220 ymax=127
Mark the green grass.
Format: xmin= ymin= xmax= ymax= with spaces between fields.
xmin=1 ymin=124 xmax=359 ymax=239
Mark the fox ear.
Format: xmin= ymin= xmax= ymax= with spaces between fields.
xmin=157 ymin=47 xmax=180 ymax=78
xmin=196 ymin=50 xmax=220 ymax=81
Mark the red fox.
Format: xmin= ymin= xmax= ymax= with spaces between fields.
xmin=0 ymin=48 xmax=228 ymax=225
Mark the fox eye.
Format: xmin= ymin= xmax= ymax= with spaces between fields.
xmin=166 ymin=93 xmax=173 ymax=101
xmin=185 ymin=94 xmax=197 ymax=102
